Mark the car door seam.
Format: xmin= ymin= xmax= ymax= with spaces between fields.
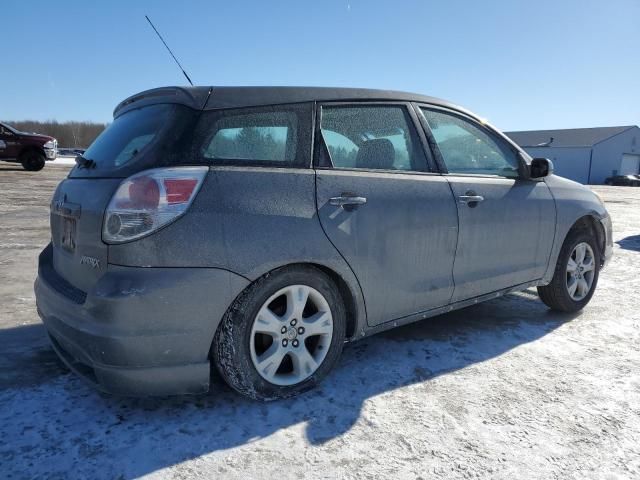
xmin=541 ymin=178 xmax=560 ymax=282
xmin=443 ymin=176 xmax=461 ymax=304
xmin=312 ymin=169 xmax=369 ymax=332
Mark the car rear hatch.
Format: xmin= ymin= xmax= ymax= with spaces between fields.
xmin=48 ymin=92 xmax=202 ymax=293
xmin=50 ymin=177 xmax=121 ymax=292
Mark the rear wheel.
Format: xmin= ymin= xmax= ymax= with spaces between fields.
xmin=20 ymin=151 xmax=45 ymax=171
xmin=212 ymin=265 xmax=346 ymax=401
xmin=537 ymin=228 xmax=600 ymax=312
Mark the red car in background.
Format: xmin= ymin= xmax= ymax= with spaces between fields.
xmin=0 ymin=121 xmax=57 ymax=171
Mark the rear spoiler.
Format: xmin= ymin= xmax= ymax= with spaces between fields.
xmin=113 ymin=86 xmax=212 ymax=118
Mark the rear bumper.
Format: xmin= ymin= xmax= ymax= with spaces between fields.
xmin=35 ymin=244 xmax=249 ymax=396
xmin=44 ymin=323 xmax=210 ymax=396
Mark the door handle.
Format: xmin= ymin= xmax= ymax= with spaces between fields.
xmin=458 ymin=191 xmax=484 ymax=207
xmin=329 ymin=194 xmax=367 ymax=210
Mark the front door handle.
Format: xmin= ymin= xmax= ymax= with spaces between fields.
xmin=329 ymin=194 xmax=367 ymax=211
xmin=458 ymin=191 xmax=484 ymax=207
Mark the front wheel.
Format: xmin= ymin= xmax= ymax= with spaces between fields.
xmin=537 ymin=229 xmax=600 ymax=312
xmin=20 ymin=151 xmax=46 ymax=171
xmin=212 ymin=266 xmax=346 ymax=401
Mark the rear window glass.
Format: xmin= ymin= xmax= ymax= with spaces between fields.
xmin=202 ymin=111 xmax=297 ymax=163
xmin=82 ymin=104 xmax=174 ymax=169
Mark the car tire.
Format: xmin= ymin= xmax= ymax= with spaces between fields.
xmin=537 ymin=228 xmax=600 ymax=313
xmin=212 ymin=265 xmax=346 ymax=401
xmin=20 ymin=151 xmax=46 ymax=171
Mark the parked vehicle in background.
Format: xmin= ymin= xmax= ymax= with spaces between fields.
xmin=0 ymin=122 xmax=57 ymax=171
xmin=604 ymin=174 xmax=640 ymax=186
xmin=35 ymin=86 xmax=613 ymax=401
xmin=58 ymin=148 xmax=87 ymax=157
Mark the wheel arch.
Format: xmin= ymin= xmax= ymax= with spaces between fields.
xmin=543 ymin=212 xmax=607 ymax=284
xmin=537 ymin=214 xmax=603 ymax=312
xmin=218 ymin=261 xmax=364 ymax=343
xmin=18 ymin=145 xmax=46 ymax=159
xmin=566 ymin=215 xmax=606 ymax=265
xmin=307 ymin=262 xmax=359 ymax=341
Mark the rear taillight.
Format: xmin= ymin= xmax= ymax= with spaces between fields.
xmin=103 ymin=167 xmax=208 ymax=244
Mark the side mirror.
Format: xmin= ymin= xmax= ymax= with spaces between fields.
xmin=530 ymin=158 xmax=554 ymax=179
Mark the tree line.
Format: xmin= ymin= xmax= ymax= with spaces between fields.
xmin=1 ymin=120 xmax=106 ymax=148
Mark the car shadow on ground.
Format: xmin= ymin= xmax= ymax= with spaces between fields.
xmin=0 ymin=289 xmax=578 ymax=478
xmin=0 ymin=323 xmax=68 ymax=391
xmin=616 ymin=234 xmax=640 ymax=252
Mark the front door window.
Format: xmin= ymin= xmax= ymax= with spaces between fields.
xmin=421 ymin=108 xmax=520 ymax=178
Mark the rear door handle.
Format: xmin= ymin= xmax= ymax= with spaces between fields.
xmin=329 ymin=194 xmax=367 ymax=210
xmin=458 ymin=191 xmax=484 ymax=207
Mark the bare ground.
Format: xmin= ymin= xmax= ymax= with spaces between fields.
xmin=0 ymin=162 xmax=638 ymax=479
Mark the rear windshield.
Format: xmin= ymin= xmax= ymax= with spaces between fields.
xmin=82 ymin=104 xmax=174 ymax=169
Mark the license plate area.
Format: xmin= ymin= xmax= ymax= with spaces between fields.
xmin=61 ymin=217 xmax=77 ymax=252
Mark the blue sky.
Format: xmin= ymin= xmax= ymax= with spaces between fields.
xmin=1 ymin=0 xmax=638 ymax=131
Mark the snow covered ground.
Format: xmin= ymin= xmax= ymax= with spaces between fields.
xmin=0 ymin=164 xmax=638 ymax=479
xmin=48 ymin=155 xmax=77 ymax=166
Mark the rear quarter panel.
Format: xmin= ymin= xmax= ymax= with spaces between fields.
xmin=108 ymin=166 xmax=367 ymax=338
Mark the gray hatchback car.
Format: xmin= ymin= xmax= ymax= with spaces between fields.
xmin=35 ymin=86 xmax=613 ymax=400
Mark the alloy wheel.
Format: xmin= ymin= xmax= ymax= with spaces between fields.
xmin=566 ymin=242 xmax=596 ymax=301
xmin=249 ymin=285 xmax=333 ymax=386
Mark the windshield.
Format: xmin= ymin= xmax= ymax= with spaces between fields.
xmin=82 ymin=104 xmax=174 ymax=169
xmin=0 ymin=122 xmax=19 ymax=134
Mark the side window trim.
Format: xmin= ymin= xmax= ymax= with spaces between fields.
xmin=313 ymin=102 xmax=332 ymax=169
xmin=413 ymin=103 xmax=527 ymax=178
xmin=405 ymin=103 xmax=438 ymax=172
xmin=313 ymin=101 xmax=436 ymax=174
xmin=410 ymin=102 xmax=448 ymax=174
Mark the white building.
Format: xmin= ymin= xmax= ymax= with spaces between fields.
xmin=506 ymin=126 xmax=640 ymax=184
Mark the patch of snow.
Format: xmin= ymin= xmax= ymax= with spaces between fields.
xmin=48 ymin=155 xmax=77 ymax=166
xmin=0 ymin=185 xmax=638 ymax=479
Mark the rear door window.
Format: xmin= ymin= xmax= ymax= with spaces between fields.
xmin=320 ymin=105 xmax=427 ymax=171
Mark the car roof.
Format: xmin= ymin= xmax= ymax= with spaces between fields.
xmin=113 ymin=86 xmax=474 ymax=119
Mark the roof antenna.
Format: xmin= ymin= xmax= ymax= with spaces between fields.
xmin=145 ymin=15 xmax=194 ymax=86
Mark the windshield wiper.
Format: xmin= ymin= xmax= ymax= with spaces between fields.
xmin=75 ymin=155 xmax=96 ymax=169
